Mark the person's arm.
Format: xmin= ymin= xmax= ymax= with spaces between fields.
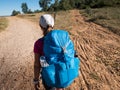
xmin=34 ymin=53 xmax=41 ymax=80
xmin=34 ymin=53 xmax=41 ymax=90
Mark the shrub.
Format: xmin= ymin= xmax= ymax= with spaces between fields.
xmin=11 ymin=10 xmax=20 ymax=16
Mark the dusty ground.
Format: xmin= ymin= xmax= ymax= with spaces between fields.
xmin=0 ymin=10 xmax=120 ymax=90
xmin=68 ymin=10 xmax=120 ymax=90
xmin=0 ymin=17 xmax=42 ymax=90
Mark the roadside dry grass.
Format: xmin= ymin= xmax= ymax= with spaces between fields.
xmin=53 ymin=11 xmax=72 ymax=31
xmin=17 ymin=11 xmax=72 ymax=31
xmin=17 ymin=13 xmax=43 ymax=23
xmin=12 ymin=10 xmax=120 ymax=90
xmin=80 ymin=7 xmax=120 ymax=35
xmin=0 ymin=17 xmax=8 ymax=32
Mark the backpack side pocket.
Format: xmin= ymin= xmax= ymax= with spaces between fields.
xmin=42 ymin=64 xmax=55 ymax=87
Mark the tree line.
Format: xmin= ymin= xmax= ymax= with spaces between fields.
xmin=42 ymin=0 xmax=120 ymax=11
xmin=11 ymin=0 xmax=120 ymax=16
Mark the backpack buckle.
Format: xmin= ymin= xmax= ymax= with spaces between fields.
xmin=61 ymin=46 xmax=66 ymax=53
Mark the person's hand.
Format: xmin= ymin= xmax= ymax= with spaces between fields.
xmin=34 ymin=82 xmax=40 ymax=90
xmin=33 ymin=78 xmax=40 ymax=90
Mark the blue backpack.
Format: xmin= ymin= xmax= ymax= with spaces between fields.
xmin=42 ymin=30 xmax=80 ymax=88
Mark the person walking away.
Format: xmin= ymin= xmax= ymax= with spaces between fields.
xmin=33 ymin=14 xmax=64 ymax=90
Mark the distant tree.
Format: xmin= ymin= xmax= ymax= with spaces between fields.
xmin=49 ymin=0 xmax=60 ymax=20
xmin=11 ymin=10 xmax=21 ymax=16
xmin=115 ymin=0 xmax=120 ymax=5
xmin=59 ymin=0 xmax=72 ymax=10
xmin=48 ymin=0 xmax=60 ymax=12
xmin=68 ymin=0 xmax=85 ymax=9
xmin=69 ymin=0 xmax=76 ymax=8
xmin=48 ymin=4 xmax=54 ymax=12
xmin=93 ymin=0 xmax=105 ymax=8
xmin=103 ymin=0 xmax=116 ymax=6
xmin=27 ymin=9 xmax=33 ymax=14
xmin=34 ymin=9 xmax=41 ymax=13
xmin=39 ymin=0 xmax=52 ymax=11
xmin=53 ymin=0 xmax=60 ymax=11
xmin=21 ymin=3 xmax=28 ymax=13
xmin=47 ymin=0 xmax=120 ymax=12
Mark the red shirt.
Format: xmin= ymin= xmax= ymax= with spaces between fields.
xmin=34 ymin=37 xmax=44 ymax=55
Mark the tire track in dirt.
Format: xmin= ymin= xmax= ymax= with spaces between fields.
xmin=67 ymin=10 xmax=120 ymax=90
xmin=0 ymin=17 xmax=42 ymax=90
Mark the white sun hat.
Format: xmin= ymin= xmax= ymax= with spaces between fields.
xmin=39 ymin=14 xmax=54 ymax=28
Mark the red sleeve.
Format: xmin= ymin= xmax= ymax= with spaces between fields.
xmin=34 ymin=38 xmax=44 ymax=55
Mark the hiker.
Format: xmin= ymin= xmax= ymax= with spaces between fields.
xmin=33 ymin=14 xmax=64 ymax=90
xmin=33 ymin=14 xmax=80 ymax=90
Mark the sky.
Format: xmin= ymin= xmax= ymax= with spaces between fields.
xmin=0 ymin=0 xmax=41 ymax=16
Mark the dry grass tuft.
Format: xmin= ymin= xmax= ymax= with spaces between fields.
xmin=0 ymin=17 xmax=8 ymax=32
xmin=80 ymin=7 xmax=120 ymax=35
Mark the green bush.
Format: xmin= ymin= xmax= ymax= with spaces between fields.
xmin=85 ymin=6 xmax=92 ymax=16
xmin=11 ymin=10 xmax=20 ymax=16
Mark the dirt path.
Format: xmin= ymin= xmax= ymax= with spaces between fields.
xmin=0 ymin=17 xmax=42 ymax=90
